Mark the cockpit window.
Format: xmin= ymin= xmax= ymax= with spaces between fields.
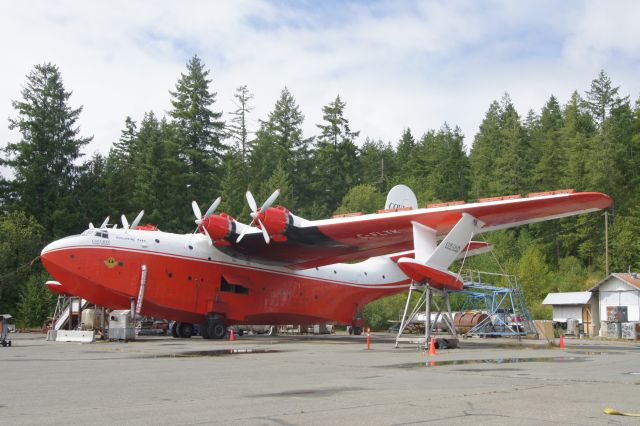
xmin=94 ymin=230 xmax=109 ymax=238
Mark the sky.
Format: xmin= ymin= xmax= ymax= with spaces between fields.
xmin=1 ymin=0 xmax=640 ymax=163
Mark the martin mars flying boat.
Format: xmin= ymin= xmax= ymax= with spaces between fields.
xmin=41 ymin=185 xmax=611 ymax=339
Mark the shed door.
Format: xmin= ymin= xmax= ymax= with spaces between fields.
xmin=582 ymin=305 xmax=592 ymax=336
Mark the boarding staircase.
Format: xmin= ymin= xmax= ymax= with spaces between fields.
xmin=52 ymin=296 xmax=90 ymax=331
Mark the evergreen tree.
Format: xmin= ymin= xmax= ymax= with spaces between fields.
xmin=104 ymin=117 xmax=138 ymax=216
xmin=0 ymin=211 xmax=45 ymax=316
xmin=169 ymin=55 xmax=225 ymax=204
xmin=560 ymin=92 xmax=595 ymax=191
xmin=395 ymin=128 xmax=417 ymax=179
xmin=2 ymin=63 xmax=92 ymax=237
xmin=531 ymin=96 xmax=565 ymax=189
xmin=584 ymin=70 xmax=628 ymax=125
xmin=412 ymin=125 xmax=469 ymax=204
xmin=359 ymin=139 xmax=395 ymax=193
xmin=250 ymin=87 xmax=311 ymax=212
xmin=492 ymin=94 xmax=531 ymax=195
xmin=219 ymin=150 xmax=249 ymax=218
xmin=227 ymin=85 xmax=254 ymax=163
xmin=311 ymin=95 xmax=360 ymax=216
xmin=469 ymin=101 xmax=502 ymax=198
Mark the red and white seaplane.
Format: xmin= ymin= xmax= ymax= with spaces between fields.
xmin=41 ymin=185 xmax=611 ymax=339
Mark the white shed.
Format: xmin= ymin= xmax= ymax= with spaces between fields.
xmin=589 ymin=273 xmax=640 ymax=323
xmin=541 ymin=291 xmax=599 ymax=336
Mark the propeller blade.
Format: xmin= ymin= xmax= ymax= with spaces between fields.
xmin=130 ymin=210 xmax=144 ymax=229
xmin=235 ymin=223 xmax=251 ymax=243
xmin=204 ymin=197 xmax=221 ymax=218
xmin=256 ymin=217 xmax=270 ymax=244
xmin=100 ymin=217 xmax=110 ymax=229
xmin=89 ymin=222 xmax=94 ymax=229
xmin=202 ymin=226 xmax=213 ymax=246
xmin=121 ymin=214 xmax=130 ymax=229
xmin=246 ymin=191 xmax=258 ymax=213
xmin=191 ymin=201 xmax=202 ymax=221
xmin=260 ymin=189 xmax=280 ymax=212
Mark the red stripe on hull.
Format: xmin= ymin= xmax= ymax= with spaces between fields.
xmin=41 ymin=247 xmax=409 ymax=325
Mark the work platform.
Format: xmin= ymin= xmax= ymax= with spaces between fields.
xmin=395 ymin=270 xmax=535 ymax=349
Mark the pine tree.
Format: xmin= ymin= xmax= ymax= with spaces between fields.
xmin=219 ymin=150 xmax=249 ymax=218
xmin=584 ymin=70 xmax=628 ymax=125
xmin=359 ymin=139 xmax=395 ymax=192
xmin=311 ymin=95 xmax=360 ymax=215
xmin=493 ymin=94 xmax=531 ymax=195
xmin=104 ymin=117 xmax=138 ymax=216
xmin=250 ymin=87 xmax=311 ymax=212
xmin=169 ymin=55 xmax=225 ymax=204
xmin=316 ymin=95 xmax=359 ymax=148
xmin=0 ymin=211 xmax=45 ymax=316
xmin=531 ymin=95 xmax=565 ymax=190
xmin=560 ymin=92 xmax=595 ymax=191
xmin=227 ymin=85 xmax=254 ymax=163
xmin=2 ymin=63 xmax=92 ymax=237
xmin=469 ymin=101 xmax=502 ymax=198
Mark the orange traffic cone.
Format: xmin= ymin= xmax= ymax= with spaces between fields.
xmin=428 ymin=337 xmax=437 ymax=356
xmin=229 ymin=329 xmax=235 ymax=341
xmin=559 ymin=333 xmax=564 ymax=349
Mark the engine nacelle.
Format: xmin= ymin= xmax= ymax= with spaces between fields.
xmin=257 ymin=205 xmax=292 ymax=242
xmin=201 ymin=213 xmax=236 ymax=246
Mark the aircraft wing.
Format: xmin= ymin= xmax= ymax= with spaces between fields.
xmin=218 ymin=191 xmax=611 ymax=269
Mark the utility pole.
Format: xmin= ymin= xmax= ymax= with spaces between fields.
xmin=605 ymin=211 xmax=609 ymax=276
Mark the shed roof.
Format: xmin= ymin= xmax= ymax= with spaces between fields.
xmin=542 ymin=291 xmax=593 ymax=305
xmin=589 ymin=273 xmax=640 ymax=292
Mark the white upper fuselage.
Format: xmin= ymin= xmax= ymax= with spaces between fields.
xmin=41 ymin=227 xmax=411 ymax=290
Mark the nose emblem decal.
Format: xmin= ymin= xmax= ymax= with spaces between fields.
xmin=104 ymin=257 xmax=117 ymax=269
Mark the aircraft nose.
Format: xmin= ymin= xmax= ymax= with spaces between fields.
xmin=41 ymin=236 xmax=76 ymax=256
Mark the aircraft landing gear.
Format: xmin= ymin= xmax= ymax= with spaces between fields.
xmin=201 ymin=316 xmax=226 ymax=340
xmin=348 ymin=326 xmax=363 ymax=335
xmin=171 ymin=322 xmax=193 ymax=338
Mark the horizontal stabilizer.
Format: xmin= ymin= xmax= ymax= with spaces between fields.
xmin=396 ymin=258 xmax=464 ymax=290
xmin=387 ymin=241 xmax=493 ymax=263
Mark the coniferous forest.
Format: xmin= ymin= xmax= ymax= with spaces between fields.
xmin=2 ymin=56 xmax=639 ymax=328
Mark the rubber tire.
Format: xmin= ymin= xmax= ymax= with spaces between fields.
xmin=200 ymin=322 xmax=210 ymax=339
xmin=178 ymin=322 xmax=193 ymax=339
xmin=170 ymin=322 xmax=179 ymax=338
xmin=210 ymin=322 xmax=226 ymax=340
xmin=201 ymin=319 xmax=226 ymax=340
xmin=352 ymin=327 xmax=363 ymax=336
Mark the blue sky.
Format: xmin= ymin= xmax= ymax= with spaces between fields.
xmin=1 ymin=0 xmax=639 ymax=162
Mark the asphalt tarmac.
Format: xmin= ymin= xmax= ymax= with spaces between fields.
xmin=1 ymin=332 xmax=639 ymax=425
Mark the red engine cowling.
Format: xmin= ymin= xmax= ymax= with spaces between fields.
xmin=257 ymin=205 xmax=292 ymax=242
xmin=201 ymin=213 xmax=235 ymax=246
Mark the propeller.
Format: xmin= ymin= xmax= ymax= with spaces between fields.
xmin=130 ymin=210 xmax=144 ymax=229
xmin=121 ymin=214 xmax=129 ymax=229
xmin=100 ymin=216 xmax=110 ymax=229
xmin=192 ymin=197 xmax=221 ymax=245
xmin=121 ymin=211 xmax=144 ymax=230
xmin=236 ymin=189 xmax=280 ymax=244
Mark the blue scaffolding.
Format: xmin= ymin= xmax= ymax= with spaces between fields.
xmin=457 ymin=270 xmax=535 ymax=337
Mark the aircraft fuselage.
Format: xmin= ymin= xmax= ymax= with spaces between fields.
xmin=41 ymin=227 xmax=410 ymax=326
